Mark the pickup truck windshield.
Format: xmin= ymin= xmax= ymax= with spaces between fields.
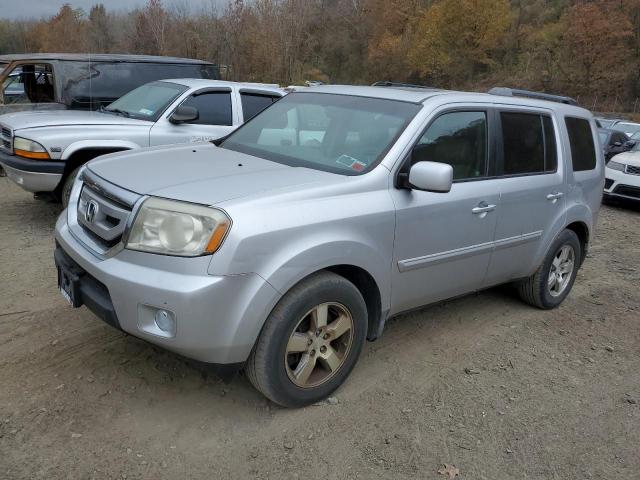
xmin=221 ymin=92 xmax=421 ymax=175
xmin=104 ymin=81 xmax=188 ymax=121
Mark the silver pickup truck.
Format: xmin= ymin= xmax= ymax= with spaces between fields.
xmin=0 ymin=79 xmax=283 ymax=205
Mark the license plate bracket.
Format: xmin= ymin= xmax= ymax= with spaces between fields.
xmin=57 ymin=265 xmax=83 ymax=308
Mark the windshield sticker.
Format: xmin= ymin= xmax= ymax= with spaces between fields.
xmin=139 ymin=108 xmax=154 ymax=116
xmin=336 ymin=154 xmax=366 ymax=172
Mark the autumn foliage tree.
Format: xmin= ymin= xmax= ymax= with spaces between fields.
xmin=4 ymin=0 xmax=640 ymax=111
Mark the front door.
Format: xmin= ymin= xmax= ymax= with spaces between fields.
xmin=390 ymin=109 xmax=500 ymax=314
xmin=149 ymin=89 xmax=238 ymax=146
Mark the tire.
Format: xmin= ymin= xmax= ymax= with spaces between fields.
xmin=517 ymin=229 xmax=581 ymax=309
xmin=61 ymin=166 xmax=82 ymax=208
xmin=246 ymin=271 xmax=368 ymax=408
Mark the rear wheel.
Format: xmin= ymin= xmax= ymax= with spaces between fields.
xmin=246 ymin=271 xmax=367 ymax=408
xmin=517 ymin=229 xmax=581 ymax=309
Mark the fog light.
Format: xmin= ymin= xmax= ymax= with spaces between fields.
xmin=154 ymin=309 xmax=176 ymax=335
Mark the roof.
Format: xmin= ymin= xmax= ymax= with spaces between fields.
xmin=0 ymin=53 xmax=213 ymax=65
xmin=160 ymin=78 xmax=283 ymax=92
xmin=302 ymin=85 xmax=593 ymax=116
xmin=306 ymin=85 xmax=446 ymax=103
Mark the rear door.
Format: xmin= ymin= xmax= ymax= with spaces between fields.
xmin=149 ymin=88 xmax=238 ymax=146
xmin=238 ymin=90 xmax=282 ymax=122
xmin=483 ymin=109 xmax=566 ymax=286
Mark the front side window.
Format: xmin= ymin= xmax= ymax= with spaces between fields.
xmin=104 ymin=81 xmax=187 ymax=121
xmin=615 ymin=122 xmax=640 ymax=136
xmin=241 ymin=93 xmax=280 ymax=121
xmin=222 ymin=92 xmax=421 ymax=175
xmin=565 ymin=117 xmax=597 ymax=171
xmin=180 ymin=91 xmax=232 ymax=126
xmin=413 ymin=111 xmax=488 ymax=180
xmin=2 ymin=63 xmax=54 ymax=105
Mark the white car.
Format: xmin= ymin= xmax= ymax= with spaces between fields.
xmin=604 ymin=148 xmax=640 ymax=203
xmin=0 ymin=79 xmax=284 ymax=206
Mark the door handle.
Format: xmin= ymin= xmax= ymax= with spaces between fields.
xmin=546 ymin=192 xmax=564 ymax=201
xmin=472 ymin=203 xmax=497 ymax=215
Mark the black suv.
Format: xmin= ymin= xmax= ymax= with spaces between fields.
xmin=0 ymin=53 xmax=219 ymax=114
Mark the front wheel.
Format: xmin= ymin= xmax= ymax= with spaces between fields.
xmin=246 ymin=271 xmax=368 ymax=408
xmin=60 ymin=166 xmax=82 ymax=208
xmin=517 ymin=229 xmax=581 ymax=309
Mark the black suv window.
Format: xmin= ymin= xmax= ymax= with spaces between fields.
xmin=413 ymin=111 xmax=488 ymax=180
xmin=180 ymin=91 xmax=232 ymax=126
xmin=241 ymin=93 xmax=279 ymax=121
xmin=499 ymin=112 xmax=557 ymax=175
xmin=2 ymin=64 xmax=54 ymax=105
xmin=566 ymin=117 xmax=597 ymax=171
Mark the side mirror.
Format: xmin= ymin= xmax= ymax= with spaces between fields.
xmin=408 ymin=161 xmax=453 ymax=193
xmin=169 ymin=105 xmax=199 ymax=124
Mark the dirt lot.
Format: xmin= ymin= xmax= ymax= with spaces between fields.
xmin=0 ymin=176 xmax=639 ymax=479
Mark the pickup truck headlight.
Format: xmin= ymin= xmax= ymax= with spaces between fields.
xmin=13 ymin=136 xmax=50 ymax=160
xmin=607 ymin=160 xmax=625 ymax=172
xmin=126 ymin=197 xmax=231 ymax=257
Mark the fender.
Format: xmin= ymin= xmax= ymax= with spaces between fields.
xmin=61 ymin=140 xmax=142 ymax=160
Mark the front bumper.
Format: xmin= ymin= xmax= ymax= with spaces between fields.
xmin=0 ymin=150 xmax=64 ymax=192
xmin=604 ymin=167 xmax=640 ymax=202
xmin=54 ymin=213 xmax=281 ymax=365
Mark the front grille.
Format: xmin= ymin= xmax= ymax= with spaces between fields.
xmin=71 ymin=169 xmax=141 ymax=254
xmin=0 ymin=123 xmax=12 ymax=153
xmin=626 ymin=165 xmax=640 ymax=176
xmin=613 ymin=184 xmax=640 ymax=199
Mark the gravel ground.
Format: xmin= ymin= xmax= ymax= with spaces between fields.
xmin=0 ymin=177 xmax=639 ymax=479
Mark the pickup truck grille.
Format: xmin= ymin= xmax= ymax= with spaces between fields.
xmin=72 ymin=169 xmax=141 ymax=254
xmin=0 ymin=124 xmax=12 ymax=153
xmin=626 ymin=165 xmax=640 ymax=176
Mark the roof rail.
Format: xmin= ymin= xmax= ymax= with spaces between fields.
xmin=488 ymin=87 xmax=578 ymax=106
xmin=372 ymin=81 xmax=432 ymax=89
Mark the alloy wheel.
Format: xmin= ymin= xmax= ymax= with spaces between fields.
xmin=548 ymin=245 xmax=575 ymax=297
xmin=284 ymin=302 xmax=354 ymax=388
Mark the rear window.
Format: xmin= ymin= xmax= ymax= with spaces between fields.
xmin=241 ymin=93 xmax=280 ymax=121
xmin=565 ymin=117 xmax=597 ymax=171
xmin=499 ymin=112 xmax=557 ymax=175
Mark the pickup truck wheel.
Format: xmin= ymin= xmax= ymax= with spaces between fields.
xmin=61 ymin=166 xmax=82 ymax=208
xmin=517 ymin=229 xmax=581 ymax=309
xmin=246 ymin=271 xmax=367 ymax=408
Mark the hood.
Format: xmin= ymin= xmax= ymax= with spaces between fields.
xmin=0 ymin=110 xmax=152 ymax=130
xmin=610 ymin=151 xmax=640 ymax=167
xmin=87 ymin=143 xmax=344 ymax=205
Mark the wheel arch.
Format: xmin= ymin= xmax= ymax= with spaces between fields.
xmin=60 ymin=141 xmax=141 ymax=176
xmin=565 ymin=220 xmax=590 ymax=266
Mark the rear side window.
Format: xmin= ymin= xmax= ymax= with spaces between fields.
xmin=180 ymin=91 xmax=232 ymax=126
xmin=500 ymin=112 xmax=556 ymax=175
xmin=241 ymin=93 xmax=279 ymax=121
xmin=565 ymin=117 xmax=597 ymax=171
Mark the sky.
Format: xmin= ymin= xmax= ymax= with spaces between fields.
xmin=1 ymin=0 xmax=227 ymax=19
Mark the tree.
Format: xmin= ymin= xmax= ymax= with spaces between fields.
xmin=88 ymin=4 xmax=113 ymax=53
xmin=408 ymin=0 xmax=512 ymax=86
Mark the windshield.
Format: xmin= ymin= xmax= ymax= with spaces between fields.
xmin=616 ymin=122 xmax=640 ymax=136
xmin=598 ymin=132 xmax=608 ymax=146
xmin=221 ymin=92 xmax=421 ymax=175
xmin=104 ymin=81 xmax=188 ymax=121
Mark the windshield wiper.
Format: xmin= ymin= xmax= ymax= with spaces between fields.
xmin=103 ymin=108 xmax=131 ymax=118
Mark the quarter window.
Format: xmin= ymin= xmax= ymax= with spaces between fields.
xmin=241 ymin=93 xmax=279 ymax=121
xmin=413 ymin=111 xmax=488 ymax=180
xmin=565 ymin=117 xmax=597 ymax=171
xmin=180 ymin=91 xmax=232 ymax=126
xmin=500 ymin=112 xmax=556 ymax=175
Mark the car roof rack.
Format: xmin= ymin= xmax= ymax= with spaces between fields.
xmin=372 ymin=81 xmax=433 ymax=89
xmin=488 ymin=87 xmax=578 ymax=106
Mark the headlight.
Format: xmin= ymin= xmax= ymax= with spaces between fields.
xmin=607 ymin=160 xmax=625 ymax=172
xmin=13 ymin=136 xmax=50 ymax=160
xmin=125 ymin=197 xmax=231 ymax=257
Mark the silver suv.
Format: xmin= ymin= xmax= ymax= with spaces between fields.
xmin=54 ymin=85 xmax=604 ymax=407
